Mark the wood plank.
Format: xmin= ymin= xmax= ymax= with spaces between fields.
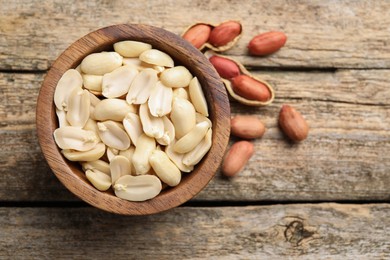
xmin=1 ymin=0 xmax=390 ymax=70
xmin=1 ymin=204 xmax=389 ymax=258
xmin=1 ymin=70 xmax=389 ymax=201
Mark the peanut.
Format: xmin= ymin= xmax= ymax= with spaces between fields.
xmin=209 ymin=55 xmax=240 ymax=79
xmin=183 ymin=24 xmax=211 ymax=49
xmin=248 ymin=31 xmax=287 ymax=56
xmin=231 ymin=115 xmax=266 ymax=139
xmin=231 ymin=75 xmax=271 ymax=102
xmin=278 ymin=105 xmax=309 ymax=142
xmin=208 ymin=21 xmax=241 ymax=47
xmin=222 ymin=141 xmax=254 ymax=177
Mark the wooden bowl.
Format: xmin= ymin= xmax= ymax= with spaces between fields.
xmin=36 ymin=24 xmax=230 ymax=215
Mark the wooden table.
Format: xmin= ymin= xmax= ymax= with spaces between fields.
xmin=1 ymin=0 xmax=390 ymax=258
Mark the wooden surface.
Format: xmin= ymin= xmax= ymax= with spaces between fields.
xmin=1 ymin=0 xmax=390 ymax=258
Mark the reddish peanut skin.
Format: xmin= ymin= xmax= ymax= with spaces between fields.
xmin=248 ymin=31 xmax=287 ymax=56
xmin=222 ymin=141 xmax=254 ymax=177
xmin=208 ymin=21 xmax=241 ymax=47
xmin=231 ymin=116 xmax=266 ymax=139
xmin=279 ymin=105 xmax=309 ymax=142
xmin=231 ymin=75 xmax=271 ymax=102
xmin=183 ymin=24 xmax=212 ymax=49
xmin=209 ymin=56 xmax=241 ymax=79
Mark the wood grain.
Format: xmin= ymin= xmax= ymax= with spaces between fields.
xmin=1 ymin=0 xmax=390 ymax=70
xmin=1 ymin=204 xmax=389 ymax=258
xmin=1 ymin=69 xmax=389 ymax=202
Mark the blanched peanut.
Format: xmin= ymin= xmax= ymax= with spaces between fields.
xmin=54 ymin=69 xmax=83 ymax=111
xmin=160 ymin=66 xmax=193 ymax=88
xmin=149 ymin=150 xmax=181 ymax=187
xmin=189 ymin=77 xmax=208 ymax=116
xmin=82 ymin=75 xmax=103 ymax=92
xmin=81 ymin=160 xmax=110 ymax=175
xmin=86 ymin=168 xmax=111 ymax=191
xmin=166 ymin=140 xmax=194 ymax=172
xmin=93 ymin=99 xmax=137 ymax=121
xmin=148 ymin=81 xmax=172 ymax=117
xmin=173 ymin=121 xmax=209 ymax=154
xmin=62 ymin=143 xmax=106 ymax=162
xmin=126 ymin=68 xmax=158 ymax=105
xmin=170 ymin=97 xmax=196 ymax=139
xmin=123 ymin=113 xmax=143 ymax=146
xmin=113 ymin=175 xmax=162 ymax=202
xmin=132 ymin=134 xmax=156 ymax=175
xmin=183 ymin=128 xmax=212 ymax=166
xmin=97 ymin=121 xmax=131 ymax=151
xmin=81 ymin=52 xmax=123 ymax=75
xmin=139 ymin=49 xmax=174 ymax=67
xmin=66 ymin=88 xmax=90 ymax=128
xmin=139 ymin=103 xmax=164 ymax=139
xmin=114 ymin=40 xmax=152 ymax=58
xmin=156 ymin=116 xmax=175 ymax=146
xmin=110 ymin=155 xmax=132 ymax=184
xmin=102 ymin=65 xmax=138 ymax=98
xmin=54 ymin=126 xmax=99 ymax=151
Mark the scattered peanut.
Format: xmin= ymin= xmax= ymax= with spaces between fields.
xmin=222 ymin=141 xmax=254 ymax=177
xmin=278 ymin=105 xmax=309 ymax=142
xmin=231 ymin=116 xmax=266 ymax=139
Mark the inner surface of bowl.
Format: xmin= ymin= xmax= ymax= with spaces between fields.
xmin=36 ymin=24 xmax=230 ymax=215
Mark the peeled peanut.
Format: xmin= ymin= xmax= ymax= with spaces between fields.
xmin=188 ymin=77 xmax=208 ymax=116
xmin=106 ymin=147 xmax=119 ymax=162
xmin=231 ymin=75 xmax=271 ymax=102
xmin=82 ymin=74 xmax=103 ymax=92
xmin=83 ymin=119 xmax=101 ymax=142
xmin=173 ymin=87 xmax=189 ymax=100
xmin=66 ymin=88 xmax=90 ymax=128
xmin=139 ymin=49 xmax=174 ymax=67
xmin=56 ymin=108 xmax=69 ymax=128
xmin=62 ymin=143 xmax=106 ymax=162
xmin=110 ymin=155 xmax=132 ymax=184
xmin=173 ymin=121 xmax=209 ymax=154
xmin=139 ymin=103 xmax=164 ymax=139
xmin=93 ymin=99 xmax=137 ymax=121
xmin=132 ymin=134 xmax=156 ymax=175
xmin=54 ymin=69 xmax=83 ymax=111
xmin=126 ymin=68 xmax=158 ymax=104
xmin=113 ymin=175 xmax=162 ymax=202
xmin=160 ymin=66 xmax=193 ymax=88
xmin=114 ymin=40 xmax=152 ymax=58
xmin=97 ymin=121 xmax=131 ymax=151
xmin=156 ymin=116 xmax=175 ymax=146
xmin=148 ymin=81 xmax=173 ymax=117
xmin=123 ymin=113 xmax=143 ymax=146
xmin=81 ymin=160 xmax=110 ymax=175
xmin=231 ymin=115 xmax=266 ymax=139
xmin=196 ymin=112 xmax=212 ymax=127
xmin=80 ymin=52 xmax=123 ymax=75
xmin=149 ymin=150 xmax=181 ymax=187
xmin=222 ymin=141 xmax=254 ymax=177
xmin=86 ymin=168 xmax=111 ymax=191
xmin=54 ymin=126 xmax=99 ymax=151
xmin=170 ymin=97 xmax=196 ymax=139
xmin=102 ymin=65 xmax=138 ymax=98
xmin=166 ymin=140 xmax=194 ymax=172
xmin=183 ymin=128 xmax=212 ymax=166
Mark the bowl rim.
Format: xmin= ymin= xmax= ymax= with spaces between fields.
xmin=36 ymin=23 xmax=230 ymax=215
